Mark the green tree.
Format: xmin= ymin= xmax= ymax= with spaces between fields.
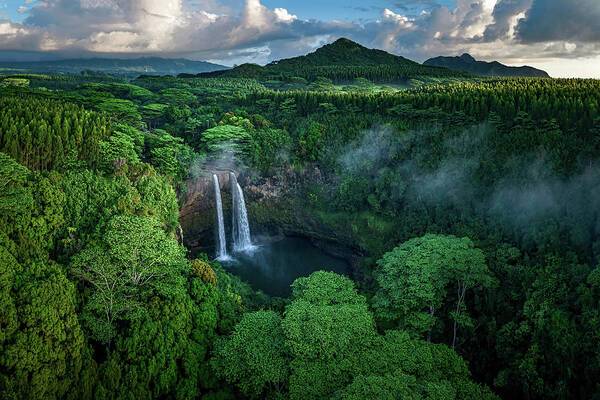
xmin=71 ymin=215 xmax=184 ymax=345
xmin=0 ymin=246 xmax=86 ymax=400
xmin=283 ymin=271 xmax=377 ymax=400
xmin=213 ymin=310 xmax=288 ymax=398
xmin=0 ymin=152 xmax=33 ymax=223
xmin=335 ymin=373 xmax=420 ymax=400
xmin=200 ymin=124 xmax=251 ymax=156
xmin=372 ymin=234 xmax=493 ymax=347
xmin=98 ymin=131 xmax=140 ymax=172
xmin=248 ymin=128 xmax=291 ymax=174
xmin=296 ymin=120 xmax=325 ymax=162
xmin=214 ymin=271 xmax=497 ymax=400
xmin=146 ymin=130 xmax=194 ymax=181
xmin=97 ymin=98 xmax=142 ymax=127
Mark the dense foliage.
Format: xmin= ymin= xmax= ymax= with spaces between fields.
xmin=0 ymin=95 xmax=110 ymax=170
xmin=0 ymin=91 xmax=249 ymax=399
xmin=214 ymin=272 xmax=496 ymax=400
xmin=1 ymin=50 xmax=600 ymax=400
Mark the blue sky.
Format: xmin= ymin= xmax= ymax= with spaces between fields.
xmin=0 ymin=0 xmax=599 ymax=78
xmin=0 ymin=0 xmax=460 ymax=23
xmin=259 ymin=0 xmax=456 ymax=21
xmin=0 ymin=0 xmax=29 ymax=22
xmin=1 ymin=0 xmax=452 ymax=17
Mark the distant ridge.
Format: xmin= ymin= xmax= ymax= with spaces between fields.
xmin=195 ymin=38 xmax=469 ymax=82
xmin=424 ymin=53 xmax=549 ymax=77
xmin=0 ymin=56 xmax=229 ymax=77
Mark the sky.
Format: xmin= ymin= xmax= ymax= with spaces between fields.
xmin=0 ymin=0 xmax=599 ymax=78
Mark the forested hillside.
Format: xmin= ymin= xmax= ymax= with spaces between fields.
xmin=0 ymin=90 xmax=260 ymax=399
xmin=0 ymin=57 xmax=228 ymax=77
xmin=424 ymin=54 xmax=549 ymax=77
xmin=1 ymin=61 xmax=600 ymax=400
xmin=0 ymin=96 xmax=110 ymax=170
xmin=197 ymin=38 xmax=469 ymax=83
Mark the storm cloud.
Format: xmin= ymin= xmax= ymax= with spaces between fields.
xmin=515 ymin=0 xmax=600 ymax=43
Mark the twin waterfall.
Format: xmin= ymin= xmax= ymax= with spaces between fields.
xmin=212 ymin=173 xmax=254 ymax=260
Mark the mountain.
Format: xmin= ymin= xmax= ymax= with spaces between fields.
xmin=0 ymin=56 xmax=228 ymax=77
xmin=424 ymin=53 xmax=549 ymax=77
xmin=267 ymin=37 xmax=420 ymax=68
xmin=197 ymin=38 xmax=469 ymax=82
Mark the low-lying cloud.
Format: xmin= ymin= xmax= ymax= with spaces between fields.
xmin=337 ymin=123 xmax=600 ymax=255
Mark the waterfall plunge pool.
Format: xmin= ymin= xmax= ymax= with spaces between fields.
xmin=217 ymin=236 xmax=351 ymax=297
xmin=209 ymin=172 xmax=350 ymax=297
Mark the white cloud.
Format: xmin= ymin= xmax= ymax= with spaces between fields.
xmin=382 ymin=9 xmax=414 ymax=26
xmin=2 ymin=0 xmax=305 ymax=55
xmin=0 ymin=22 xmax=25 ymax=36
xmin=526 ymin=55 xmax=600 ymax=78
xmin=273 ymin=8 xmax=297 ymax=23
xmin=0 ymin=0 xmax=598 ymax=78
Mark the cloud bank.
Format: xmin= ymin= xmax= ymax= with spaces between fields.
xmin=1 ymin=0 xmax=599 ymax=76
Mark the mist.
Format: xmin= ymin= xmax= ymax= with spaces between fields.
xmin=336 ymin=123 xmax=600 ymax=257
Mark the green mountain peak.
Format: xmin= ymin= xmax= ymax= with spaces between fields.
xmin=197 ymin=38 xmax=469 ymax=82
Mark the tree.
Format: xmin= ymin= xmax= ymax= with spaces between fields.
xmin=335 ymin=373 xmax=420 ymax=400
xmin=494 ymin=256 xmax=588 ymax=399
xmin=159 ymin=88 xmax=196 ymax=106
xmin=296 ymin=120 xmax=325 ymax=162
xmin=71 ymin=215 xmax=185 ymax=345
xmin=97 ymin=98 xmax=143 ymax=127
xmin=283 ymin=271 xmax=377 ymax=400
xmin=372 ymin=234 xmax=493 ymax=347
xmin=70 ymin=216 xmax=223 ymax=399
xmin=0 ymin=96 xmax=110 ymax=170
xmin=219 ymin=112 xmax=254 ymax=130
xmin=361 ymin=330 xmax=498 ymax=400
xmin=200 ymin=124 xmax=251 ymax=157
xmin=0 ymin=152 xmax=33 ymax=222
xmin=98 ymin=131 xmax=139 ymax=171
xmin=214 ymin=271 xmax=498 ymax=400
xmin=0 ymin=246 xmax=86 ymax=400
xmin=146 ymin=130 xmax=194 ymax=182
xmin=248 ymin=128 xmax=291 ymax=174
xmin=212 ymin=310 xmax=288 ymax=398
xmin=131 ymin=168 xmax=180 ymax=232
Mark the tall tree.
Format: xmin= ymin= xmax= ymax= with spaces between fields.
xmin=212 ymin=310 xmax=288 ymax=399
xmin=372 ymin=234 xmax=493 ymax=347
xmin=71 ymin=215 xmax=184 ymax=345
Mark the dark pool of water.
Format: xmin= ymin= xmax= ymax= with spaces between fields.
xmin=219 ymin=236 xmax=351 ymax=297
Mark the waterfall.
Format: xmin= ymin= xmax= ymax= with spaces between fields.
xmin=230 ymin=172 xmax=254 ymax=252
xmin=213 ymin=174 xmax=229 ymax=260
xmin=176 ymin=224 xmax=184 ymax=246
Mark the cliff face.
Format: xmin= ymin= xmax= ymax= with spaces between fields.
xmin=179 ymin=169 xmax=292 ymax=249
xmin=179 ymin=167 xmax=315 ymax=252
xmin=179 ymin=170 xmax=233 ymax=251
xmin=244 ymin=169 xmax=361 ymax=255
xmin=179 ymin=167 xmax=360 ymax=259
